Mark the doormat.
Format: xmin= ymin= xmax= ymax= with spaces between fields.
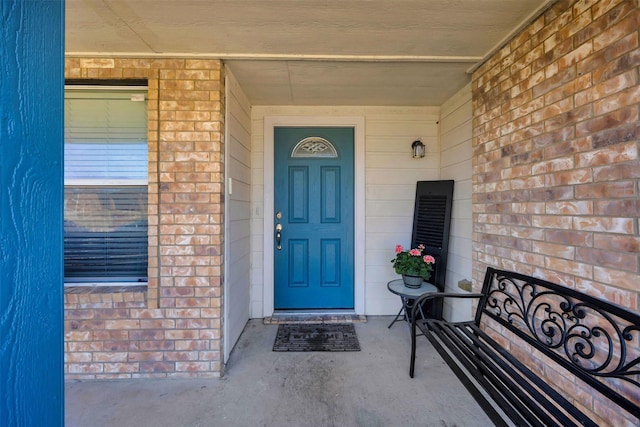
xmin=273 ymin=323 xmax=360 ymax=352
xmin=264 ymin=314 xmax=367 ymax=325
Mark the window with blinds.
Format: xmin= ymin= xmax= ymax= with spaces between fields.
xmin=64 ymin=86 xmax=148 ymax=284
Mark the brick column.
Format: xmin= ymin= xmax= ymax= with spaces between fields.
xmin=471 ymin=1 xmax=639 ymax=424
xmin=64 ymin=57 xmax=225 ymax=379
xmin=157 ymin=59 xmax=225 ymax=374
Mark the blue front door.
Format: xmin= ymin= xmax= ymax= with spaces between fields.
xmin=274 ymin=127 xmax=354 ymax=309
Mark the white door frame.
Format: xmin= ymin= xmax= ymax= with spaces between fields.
xmin=263 ymin=116 xmax=365 ymax=316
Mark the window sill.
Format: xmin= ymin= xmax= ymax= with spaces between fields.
xmin=64 ymin=284 xmax=147 ymax=294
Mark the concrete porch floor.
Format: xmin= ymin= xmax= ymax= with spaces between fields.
xmin=65 ymin=316 xmax=492 ymax=427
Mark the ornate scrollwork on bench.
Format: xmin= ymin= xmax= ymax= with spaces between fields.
xmin=411 ymin=267 xmax=640 ymax=425
xmin=482 ymin=271 xmax=640 ymax=393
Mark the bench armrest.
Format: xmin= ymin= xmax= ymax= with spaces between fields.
xmin=409 ymin=291 xmax=483 ymax=378
xmin=410 ymin=292 xmax=484 ymax=323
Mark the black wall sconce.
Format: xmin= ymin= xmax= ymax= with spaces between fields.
xmin=412 ymin=139 xmax=425 ymax=158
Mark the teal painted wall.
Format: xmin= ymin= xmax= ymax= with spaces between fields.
xmin=1 ymin=1 xmax=65 ymax=425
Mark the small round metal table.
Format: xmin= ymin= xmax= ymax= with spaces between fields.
xmin=387 ymin=279 xmax=438 ymax=330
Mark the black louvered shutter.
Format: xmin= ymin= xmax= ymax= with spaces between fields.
xmin=411 ymin=180 xmax=454 ymax=319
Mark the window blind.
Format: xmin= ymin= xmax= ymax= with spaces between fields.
xmin=64 ymin=86 xmax=148 ymax=283
xmin=64 ymin=88 xmax=148 ymax=183
xmin=64 ymin=187 xmax=148 ymax=281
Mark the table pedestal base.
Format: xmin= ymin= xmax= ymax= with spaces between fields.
xmin=386 ymin=279 xmax=438 ymax=333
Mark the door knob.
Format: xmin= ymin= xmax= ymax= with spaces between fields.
xmin=275 ymin=223 xmax=283 ymax=250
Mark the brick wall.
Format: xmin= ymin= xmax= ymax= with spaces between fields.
xmin=64 ymin=58 xmax=225 ymax=379
xmin=472 ymin=0 xmax=639 ymax=424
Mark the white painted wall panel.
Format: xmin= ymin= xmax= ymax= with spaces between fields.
xmin=366 ymin=121 xmax=438 ymax=138
xmin=228 ymin=157 xmax=251 ymax=185
xmin=366 ymin=184 xmax=416 ymax=201
xmin=366 ymin=152 xmax=439 ymax=169
xmin=440 ymin=161 xmax=473 ymax=183
xmin=229 ymin=199 xmax=251 ymax=221
xmin=452 ymin=199 xmax=472 ymax=221
xmin=249 ymin=112 xmax=266 ymax=318
xmin=450 ymin=218 xmax=473 ymax=240
xmin=229 ymin=136 xmax=250 ymax=167
xmin=366 ymin=168 xmax=440 ymax=185
xmin=439 ymin=83 xmax=474 ymax=322
xmin=441 ymin=120 xmax=472 ymax=149
xmin=448 ymin=236 xmax=473 ymax=262
xmin=440 ymin=95 xmax=472 ymax=135
xmin=228 ymin=117 xmax=250 ymax=149
xmin=224 ymin=70 xmax=252 ymax=362
xmin=440 ymin=141 xmax=472 ymax=168
xmin=251 ymin=105 xmax=440 ymax=316
xmin=366 ymin=216 xmax=418 ymax=232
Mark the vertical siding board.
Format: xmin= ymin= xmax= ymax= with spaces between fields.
xmin=1 ymin=0 xmax=64 ymax=424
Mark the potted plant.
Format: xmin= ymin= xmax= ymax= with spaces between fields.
xmin=391 ymin=244 xmax=435 ymax=288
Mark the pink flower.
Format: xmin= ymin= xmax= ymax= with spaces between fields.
xmin=395 ymin=245 xmax=404 ymax=254
xmin=423 ymin=255 xmax=435 ymax=264
xmin=418 ymin=244 xmax=425 ymax=250
xmin=409 ymin=248 xmax=421 ymax=256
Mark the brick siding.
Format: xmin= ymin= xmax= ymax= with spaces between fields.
xmin=472 ymin=1 xmax=639 ymax=424
xmin=64 ymin=58 xmax=225 ymax=379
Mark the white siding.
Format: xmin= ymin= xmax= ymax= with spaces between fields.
xmin=223 ymin=70 xmax=251 ymax=361
xmin=439 ymin=83 xmax=474 ymax=322
xmin=250 ymin=106 xmax=439 ymax=316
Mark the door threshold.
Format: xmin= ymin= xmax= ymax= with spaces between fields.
xmin=264 ymin=310 xmax=366 ymax=325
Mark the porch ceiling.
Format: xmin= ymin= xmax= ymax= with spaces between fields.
xmin=66 ymin=0 xmax=555 ymax=106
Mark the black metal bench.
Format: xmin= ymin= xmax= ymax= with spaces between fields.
xmin=410 ymin=267 xmax=640 ymax=427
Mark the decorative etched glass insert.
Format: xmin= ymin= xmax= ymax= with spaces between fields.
xmin=291 ymin=137 xmax=338 ymax=158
